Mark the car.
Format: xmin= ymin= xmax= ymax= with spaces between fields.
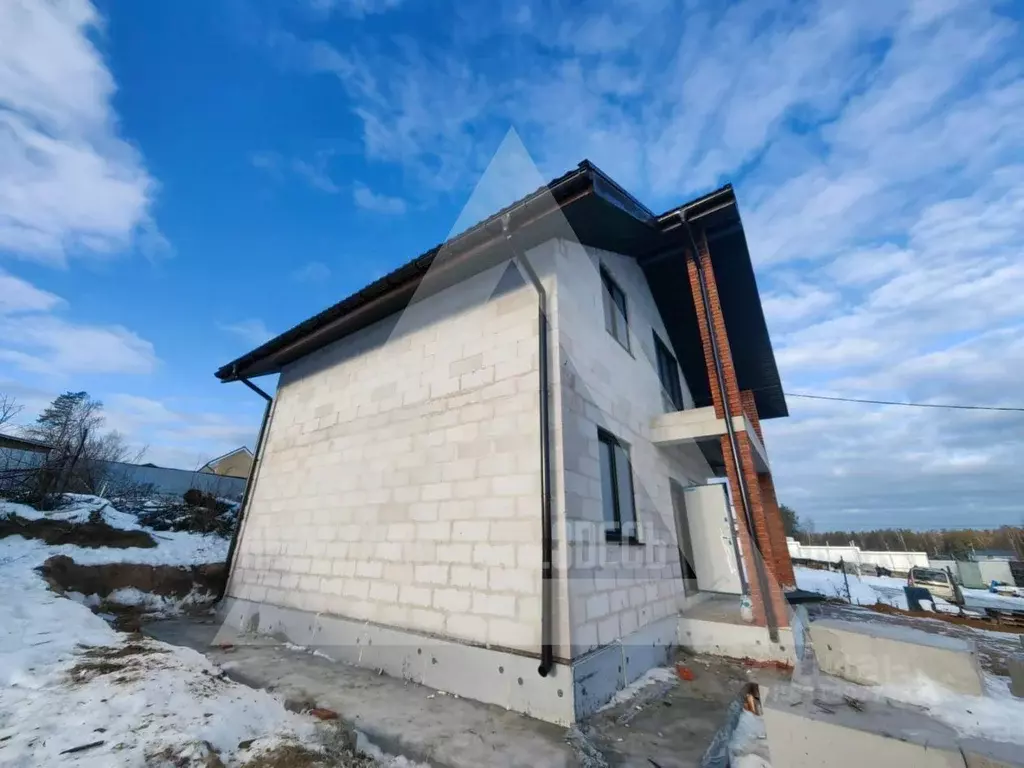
xmin=907 ymin=566 xmax=957 ymax=602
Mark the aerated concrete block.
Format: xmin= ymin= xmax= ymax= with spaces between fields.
xmin=810 ymin=618 xmax=985 ymax=695
xmin=763 ymin=686 xmax=964 ymax=768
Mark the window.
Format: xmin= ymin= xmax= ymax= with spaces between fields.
xmin=654 ymin=332 xmax=684 ymax=411
xmin=600 ymin=266 xmax=630 ymax=351
xmin=598 ymin=429 xmax=638 ymax=542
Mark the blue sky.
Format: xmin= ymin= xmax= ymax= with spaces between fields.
xmin=1 ymin=0 xmax=1023 ymax=531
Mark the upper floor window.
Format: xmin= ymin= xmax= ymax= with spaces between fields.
xmin=654 ymin=332 xmax=684 ymax=411
xmin=600 ymin=266 xmax=630 ymax=352
xmin=598 ymin=429 xmax=638 ymax=543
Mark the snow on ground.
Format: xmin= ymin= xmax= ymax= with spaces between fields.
xmin=796 ymin=566 xmax=1024 ymax=614
xmin=0 ymin=524 xmax=326 ymax=766
xmin=596 ymin=666 xmax=678 ymax=712
xmin=851 ymin=674 xmax=1024 ymax=746
xmin=960 ymin=587 xmax=1024 ymax=612
xmin=1 ymin=497 xmax=228 ymax=567
xmin=14 ymin=494 xmax=145 ymax=531
xmin=794 ymin=567 xmax=883 ymax=607
xmin=0 ymin=495 xmax=381 ymax=765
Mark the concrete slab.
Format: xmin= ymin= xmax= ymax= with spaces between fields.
xmin=763 ymin=685 xmax=965 ymax=768
xmin=810 ymin=617 xmax=985 ymax=695
xmin=961 ymin=738 xmax=1024 ymax=768
xmin=677 ymin=615 xmax=795 ymax=665
xmin=146 ymin=617 xmax=770 ymax=768
xmin=146 ymin=616 xmax=577 ymax=768
xmin=576 ymin=654 xmax=787 ymax=768
xmin=219 ymin=596 xmax=575 ymax=724
xmin=1009 ymin=653 xmax=1024 ymax=699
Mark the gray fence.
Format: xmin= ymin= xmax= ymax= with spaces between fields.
xmin=0 ymin=447 xmax=246 ymax=501
xmin=95 ymin=460 xmax=246 ymax=500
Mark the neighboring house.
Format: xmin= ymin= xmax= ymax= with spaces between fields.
xmin=214 ymin=161 xmax=797 ymax=723
xmin=0 ymin=433 xmax=52 ymax=454
xmin=0 ymin=434 xmax=53 ymax=484
xmin=199 ymin=447 xmax=253 ymax=478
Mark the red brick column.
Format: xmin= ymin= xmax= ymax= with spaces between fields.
xmin=741 ymin=391 xmax=796 ymax=587
xmin=685 ymin=230 xmax=789 ymax=628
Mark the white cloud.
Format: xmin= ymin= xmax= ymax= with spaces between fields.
xmin=291 ymin=261 xmax=332 ymax=282
xmin=70 ymin=392 xmax=259 ymax=470
xmin=219 ymin=318 xmax=273 ymax=345
xmin=250 ymin=150 xmax=339 ymax=193
xmin=266 ymin=0 xmax=1024 ymax=529
xmin=761 ymin=285 xmax=838 ymax=328
xmin=352 ymin=183 xmax=407 ymax=214
xmin=307 ymin=0 xmax=404 ymax=18
xmin=0 ymin=0 xmax=161 ymax=264
xmin=0 ymin=267 xmax=156 ymax=378
xmin=0 ymin=270 xmax=63 ymax=314
xmin=0 ymin=313 xmax=157 ymax=375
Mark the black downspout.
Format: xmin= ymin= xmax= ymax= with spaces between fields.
xmin=681 ymin=217 xmax=779 ymax=643
xmin=217 ymin=374 xmax=273 ymax=602
xmin=502 ymin=215 xmax=555 ymax=677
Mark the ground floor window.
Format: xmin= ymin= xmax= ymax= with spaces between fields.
xmin=598 ymin=429 xmax=638 ymax=542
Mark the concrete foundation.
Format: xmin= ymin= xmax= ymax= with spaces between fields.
xmin=571 ymin=614 xmax=678 ymax=720
xmin=810 ymin=618 xmax=985 ymax=695
xmin=219 ymin=597 xmax=575 ymax=724
xmin=763 ymin=685 xmax=965 ymax=768
xmin=677 ymin=616 xmax=795 ymax=665
xmin=219 ymin=597 xmax=684 ymax=724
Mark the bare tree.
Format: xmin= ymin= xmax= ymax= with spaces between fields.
xmin=0 ymin=393 xmax=22 ymax=431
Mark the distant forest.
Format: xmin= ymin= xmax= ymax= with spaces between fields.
xmin=780 ymin=504 xmax=1024 ymax=559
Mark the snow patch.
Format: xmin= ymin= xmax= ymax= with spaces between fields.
xmin=0 ymin=499 xmax=325 ymax=766
xmin=356 ymin=730 xmax=431 ymax=767
xmin=597 ymin=666 xmax=677 ymax=712
xmin=875 ymin=677 xmax=1024 ymax=745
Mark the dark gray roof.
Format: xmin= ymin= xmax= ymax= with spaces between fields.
xmin=215 ymin=161 xmax=788 ymax=420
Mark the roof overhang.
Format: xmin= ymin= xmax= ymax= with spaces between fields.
xmin=216 ymin=163 xmax=787 ymax=420
xmin=644 ymin=186 xmax=788 ymax=419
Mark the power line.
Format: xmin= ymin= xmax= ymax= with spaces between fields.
xmin=784 ymin=392 xmax=1024 ymax=412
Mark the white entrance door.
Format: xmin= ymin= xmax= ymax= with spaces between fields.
xmin=681 ymin=484 xmax=743 ymax=595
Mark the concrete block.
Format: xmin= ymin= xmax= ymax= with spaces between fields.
xmin=677 ymin=616 xmax=795 ymax=664
xmin=1009 ymin=653 xmax=1024 ymax=699
xmin=810 ymin=618 xmax=985 ymax=695
xmin=961 ymin=738 xmax=1024 ymax=768
xmin=763 ymin=686 xmax=964 ymax=768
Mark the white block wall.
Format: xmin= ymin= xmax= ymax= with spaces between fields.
xmin=548 ymin=240 xmax=714 ymax=658
xmin=229 ymin=237 xmax=713 ymax=663
xmin=228 ymin=263 xmax=548 ymax=653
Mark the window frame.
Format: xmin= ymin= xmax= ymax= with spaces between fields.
xmin=653 ymin=331 xmax=684 ymax=411
xmin=600 ymin=266 xmax=631 ymax=352
xmin=597 ymin=428 xmax=640 ymax=544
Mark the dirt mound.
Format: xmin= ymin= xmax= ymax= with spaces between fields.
xmin=0 ymin=513 xmax=156 ymax=549
xmin=38 ymin=555 xmax=227 ymax=599
xmin=136 ymin=490 xmax=239 ymax=537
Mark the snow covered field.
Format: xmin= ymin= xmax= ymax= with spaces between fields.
xmin=0 ymin=495 xmax=380 ymax=766
xmin=795 ymin=566 xmax=1024 ymax=614
xmin=1 ymin=496 xmax=228 ymax=567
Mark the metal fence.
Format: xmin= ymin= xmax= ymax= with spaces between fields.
xmin=0 ymin=447 xmax=246 ymax=503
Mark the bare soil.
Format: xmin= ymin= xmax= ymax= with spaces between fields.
xmin=0 ymin=513 xmax=156 ymax=548
xmin=868 ymin=600 xmax=1024 ymax=634
xmin=38 ymin=555 xmax=226 ymax=599
xmin=236 ymin=743 xmax=375 ymax=768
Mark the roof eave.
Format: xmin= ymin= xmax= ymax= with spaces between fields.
xmin=215 ymin=164 xmax=599 ymax=383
